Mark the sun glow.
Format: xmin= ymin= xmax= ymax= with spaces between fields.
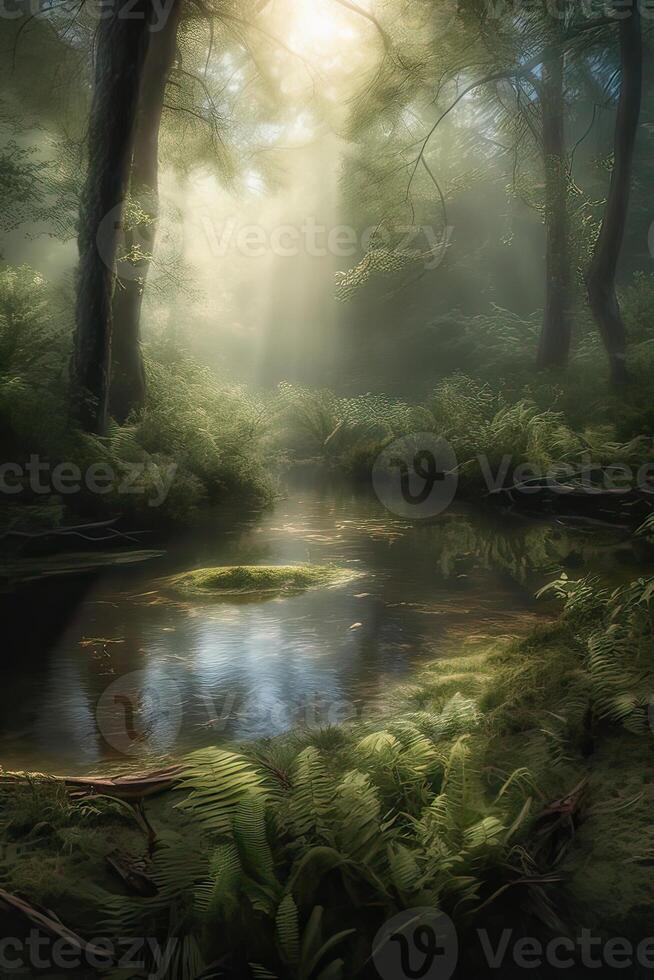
xmin=281 ymin=0 xmax=364 ymax=59
xmin=289 ymin=0 xmax=354 ymax=47
xmin=264 ymin=0 xmax=378 ymax=106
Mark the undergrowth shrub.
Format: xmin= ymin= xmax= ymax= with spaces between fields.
xmin=272 ymin=382 xmax=430 ymax=477
xmin=95 ymin=729 xmax=541 ymax=979
xmin=0 ymin=267 xmax=275 ymax=529
xmin=4 ymin=263 xmax=654 ymax=529
xmin=540 ymin=573 xmax=654 ymax=736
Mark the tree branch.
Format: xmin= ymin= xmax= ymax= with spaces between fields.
xmin=407 ymin=16 xmax=617 ymax=198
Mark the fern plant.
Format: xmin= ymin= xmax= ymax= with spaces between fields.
xmin=540 ymin=573 xmax=654 ymax=735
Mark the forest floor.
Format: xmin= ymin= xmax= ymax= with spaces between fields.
xmin=1 ymin=602 xmax=653 ymax=977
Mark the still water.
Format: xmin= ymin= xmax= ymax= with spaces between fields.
xmin=1 ymin=483 xmax=646 ymax=773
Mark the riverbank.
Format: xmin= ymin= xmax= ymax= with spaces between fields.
xmin=1 ymin=576 xmax=652 ymax=977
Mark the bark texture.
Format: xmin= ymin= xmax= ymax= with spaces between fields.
xmin=537 ymin=49 xmax=572 ymax=370
xmin=110 ymin=0 xmax=183 ymax=423
xmin=72 ymin=0 xmax=152 ymax=434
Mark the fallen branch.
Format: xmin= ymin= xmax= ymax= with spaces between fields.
xmin=0 ymin=888 xmax=113 ymax=964
xmin=0 ymin=765 xmax=183 ymax=801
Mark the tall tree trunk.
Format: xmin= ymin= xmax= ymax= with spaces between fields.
xmin=537 ymin=49 xmax=572 ymax=370
xmin=72 ymin=0 xmax=153 ymax=434
xmin=587 ymin=3 xmax=642 ymax=387
xmin=110 ymin=0 xmax=183 ymax=424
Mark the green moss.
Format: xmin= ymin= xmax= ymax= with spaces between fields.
xmin=559 ymin=733 xmax=654 ymax=937
xmin=163 ymin=563 xmax=362 ymax=598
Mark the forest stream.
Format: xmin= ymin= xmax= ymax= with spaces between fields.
xmin=2 ymin=483 xmax=650 ymax=775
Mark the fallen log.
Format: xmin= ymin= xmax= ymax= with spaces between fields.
xmin=0 ymin=765 xmax=183 ymax=800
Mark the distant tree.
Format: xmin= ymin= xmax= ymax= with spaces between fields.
xmin=587 ymin=3 xmax=642 ymax=387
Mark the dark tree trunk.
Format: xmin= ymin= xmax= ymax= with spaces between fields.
xmin=537 ymin=49 xmax=572 ymax=370
xmin=587 ymin=3 xmax=642 ymax=387
xmin=110 ymin=0 xmax=183 ymax=424
xmin=72 ymin=0 xmax=153 ymax=434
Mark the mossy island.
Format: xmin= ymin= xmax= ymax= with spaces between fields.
xmin=162 ymin=564 xmax=363 ymax=599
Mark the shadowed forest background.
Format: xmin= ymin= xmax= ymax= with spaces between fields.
xmin=2 ymin=1 xmax=654 ymax=978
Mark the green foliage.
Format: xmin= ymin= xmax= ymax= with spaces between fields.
xmin=0 ymin=142 xmax=47 ymax=235
xmin=425 ymin=307 xmax=543 ymax=383
xmin=273 ymin=382 xmax=430 ymax=476
xmin=6 ymin=564 xmax=654 ymax=973
xmin=427 ymin=374 xmax=582 ymax=472
xmin=77 ymin=704 xmax=539 ymax=979
xmin=4 ymin=265 xmax=654 ymax=533
xmin=174 ymin=747 xmax=267 ymax=835
xmin=0 ymin=266 xmax=274 ymax=530
xmin=542 ymin=573 xmax=654 ymax=735
xmin=0 ymin=266 xmax=69 ymax=434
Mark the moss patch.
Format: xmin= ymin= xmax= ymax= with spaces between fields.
xmin=559 ymin=733 xmax=654 ymax=937
xmin=162 ymin=563 xmax=362 ymax=599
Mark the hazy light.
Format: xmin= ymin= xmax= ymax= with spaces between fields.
xmin=286 ymin=0 xmax=359 ymax=55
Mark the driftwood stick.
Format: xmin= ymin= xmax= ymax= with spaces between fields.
xmin=0 ymin=765 xmax=183 ymax=801
xmin=0 ymin=888 xmax=114 ymax=963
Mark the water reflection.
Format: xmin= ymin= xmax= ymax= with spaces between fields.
xmin=0 ymin=484 xmax=648 ymax=772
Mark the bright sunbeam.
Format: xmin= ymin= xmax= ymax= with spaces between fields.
xmin=289 ymin=0 xmax=355 ymax=54
xmin=283 ymin=0 xmax=361 ymax=58
xmin=267 ymin=0 xmax=378 ymax=105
